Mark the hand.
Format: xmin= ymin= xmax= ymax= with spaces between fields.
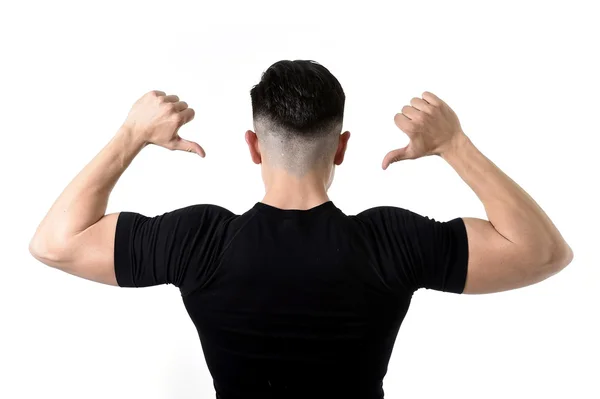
xmin=122 ymin=90 xmax=205 ymax=157
xmin=382 ymin=91 xmax=465 ymax=170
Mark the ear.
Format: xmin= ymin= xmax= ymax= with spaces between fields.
xmin=333 ymin=131 xmax=351 ymax=165
xmin=245 ymin=130 xmax=262 ymax=164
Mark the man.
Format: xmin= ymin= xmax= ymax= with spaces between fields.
xmin=29 ymin=60 xmax=573 ymax=399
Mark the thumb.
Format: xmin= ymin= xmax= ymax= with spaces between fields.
xmin=382 ymin=145 xmax=413 ymax=170
xmin=172 ymin=136 xmax=206 ymax=157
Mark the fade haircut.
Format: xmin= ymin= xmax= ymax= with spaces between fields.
xmin=250 ymin=60 xmax=346 ymax=176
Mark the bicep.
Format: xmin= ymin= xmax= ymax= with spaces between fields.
xmin=461 ymin=217 xmax=551 ymax=294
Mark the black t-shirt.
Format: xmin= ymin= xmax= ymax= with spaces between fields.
xmin=114 ymin=201 xmax=469 ymax=399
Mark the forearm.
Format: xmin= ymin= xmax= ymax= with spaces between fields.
xmin=30 ymin=126 xmax=145 ymax=255
xmin=441 ymin=134 xmax=572 ymax=263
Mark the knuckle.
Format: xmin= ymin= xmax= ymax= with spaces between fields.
xmin=150 ymin=90 xmax=164 ymax=99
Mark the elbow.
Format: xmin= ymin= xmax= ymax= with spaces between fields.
xmin=522 ymin=240 xmax=574 ymax=282
xmin=540 ymin=241 xmax=574 ymax=276
xmin=29 ymin=235 xmax=44 ymax=259
xmin=550 ymin=242 xmax=574 ymax=271
xmin=29 ymin=234 xmax=69 ymax=264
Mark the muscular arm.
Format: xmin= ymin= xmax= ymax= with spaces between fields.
xmin=442 ymin=134 xmax=573 ymax=294
xmin=28 ymin=128 xmax=144 ymax=285
xmin=28 ymin=90 xmax=204 ymax=285
xmin=384 ymin=91 xmax=573 ymax=294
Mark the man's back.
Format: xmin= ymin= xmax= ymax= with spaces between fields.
xmin=28 ymin=65 xmax=573 ymax=398
xmin=114 ymin=201 xmax=468 ymax=398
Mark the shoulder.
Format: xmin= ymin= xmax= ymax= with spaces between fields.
xmin=161 ymin=204 xmax=236 ymax=218
xmin=355 ymin=205 xmax=448 ymax=222
xmin=166 ymin=204 xmax=238 ymax=229
xmin=118 ymin=204 xmax=237 ymax=230
xmin=179 ymin=204 xmax=236 ymax=217
xmin=351 ymin=205 xmax=453 ymax=236
xmin=353 ymin=205 xmax=415 ymax=224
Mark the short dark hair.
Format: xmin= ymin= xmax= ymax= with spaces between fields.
xmin=250 ymin=60 xmax=345 ymax=137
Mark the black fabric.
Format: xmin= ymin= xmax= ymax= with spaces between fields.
xmin=114 ymin=201 xmax=469 ymax=399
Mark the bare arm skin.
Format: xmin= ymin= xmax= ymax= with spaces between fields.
xmin=383 ymin=92 xmax=573 ymax=294
xmin=28 ymin=91 xmax=204 ymax=285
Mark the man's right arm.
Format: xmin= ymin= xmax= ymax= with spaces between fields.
xmin=383 ymin=91 xmax=573 ymax=294
xmin=442 ymin=133 xmax=573 ymax=294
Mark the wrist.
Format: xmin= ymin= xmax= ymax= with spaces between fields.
xmin=440 ymin=132 xmax=471 ymax=162
xmin=117 ymin=124 xmax=148 ymax=150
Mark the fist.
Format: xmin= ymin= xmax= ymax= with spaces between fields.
xmin=382 ymin=91 xmax=464 ymax=170
xmin=123 ymin=90 xmax=205 ymax=157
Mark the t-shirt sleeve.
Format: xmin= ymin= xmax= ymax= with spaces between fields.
xmin=114 ymin=204 xmax=234 ymax=288
xmin=356 ymin=206 xmax=469 ymax=294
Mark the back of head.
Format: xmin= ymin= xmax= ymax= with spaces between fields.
xmin=250 ymin=60 xmax=345 ymax=176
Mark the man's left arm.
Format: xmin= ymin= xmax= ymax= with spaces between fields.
xmin=28 ymin=90 xmax=205 ymax=285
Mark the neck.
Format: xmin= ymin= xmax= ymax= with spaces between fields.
xmin=261 ymin=167 xmax=330 ymax=210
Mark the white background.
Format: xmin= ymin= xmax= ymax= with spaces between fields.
xmin=1 ymin=1 xmax=598 ymax=398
